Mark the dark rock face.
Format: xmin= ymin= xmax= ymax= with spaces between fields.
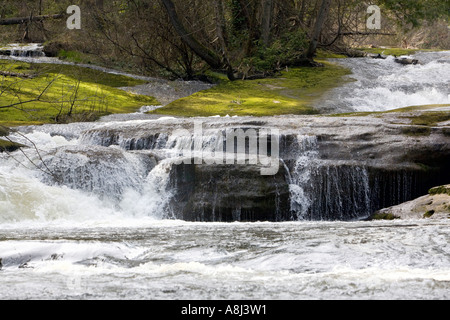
xmin=70 ymin=113 xmax=450 ymax=221
xmin=169 ymin=163 xmax=291 ymax=222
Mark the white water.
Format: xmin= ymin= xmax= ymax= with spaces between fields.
xmin=1 ymin=51 xmax=450 ymax=300
xmin=1 ymin=119 xmax=449 ymax=300
xmin=320 ymin=51 xmax=450 ymax=112
xmin=0 ymin=220 xmax=449 ymax=300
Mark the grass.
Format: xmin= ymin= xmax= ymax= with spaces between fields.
xmin=0 ymin=60 xmax=159 ymax=126
xmin=150 ymin=61 xmax=352 ymax=117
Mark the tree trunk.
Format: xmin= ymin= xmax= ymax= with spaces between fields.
xmin=261 ymin=0 xmax=273 ymax=47
xmin=298 ymin=0 xmax=307 ymax=25
xmin=160 ymin=0 xmax=223 ymax=71
xmin=213 ymin=0 xmax=235 ymax=80
xmin=238 ymin=0 xmax=260 ymax=55
xmin=306 ymin=0 xmax=332 ymax=60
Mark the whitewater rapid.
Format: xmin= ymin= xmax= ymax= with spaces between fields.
xmin=319 ymin=51 xmax=450 ymax=113
xmin=1 ymin=51 xmax=449 ymax=300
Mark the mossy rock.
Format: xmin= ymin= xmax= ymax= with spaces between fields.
xmin=423 ymin=210 xmax=435 ymax=218
xmin=0 ymin=126 xmax=9 ymax=137
xmin=429 ymin=185 xmax=450 ymax=196
xmin=0 ymin=139 xmax=25 ymax=152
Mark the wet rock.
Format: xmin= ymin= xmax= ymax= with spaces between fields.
xmin=395 ymin=58 xmax=419 ymax=65
xmin=72 ymin=112 xmax=450 ymax=221
xmin=371 ymin=185 xmax=450 ymax=220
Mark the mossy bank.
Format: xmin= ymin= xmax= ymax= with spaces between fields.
xmin=149 ymin=61 xmax=352 ymax=117
xmin=0 ymin=60 xmax=159 ymax=127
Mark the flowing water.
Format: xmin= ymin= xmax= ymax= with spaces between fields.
xmin=0 ymin=50 xmax=449 ymax=300
xmin=320 ymin=51 xmax=450 ymax=113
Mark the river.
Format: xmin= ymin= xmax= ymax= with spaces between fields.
xmin=0 ymin=50 xmax=449 ymax=300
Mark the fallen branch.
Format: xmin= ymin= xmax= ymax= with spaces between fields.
xmin=0 ymin=13 xmax=66 ymax=26
xmin=0 ymin=71 xmax=36 ymax=79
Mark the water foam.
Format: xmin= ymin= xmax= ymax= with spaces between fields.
xmin=321 ymin=51 xmax=450 ymax=112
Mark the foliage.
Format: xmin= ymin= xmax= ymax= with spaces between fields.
xmin=1 ymin=0 xmax=448 ymax=80
xmin=240 ymin=31 xmax=310 ymax=73
xmin=377 ymin=0 xmax=450 ymax=28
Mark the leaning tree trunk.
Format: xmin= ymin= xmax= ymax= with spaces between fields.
xmin=306 ymin=0 xmax=332 ymax=60
xmin=213 ymin=0 xmax=235 ymax=80
xmin=160 ymin=0 xmax=224 ymax=72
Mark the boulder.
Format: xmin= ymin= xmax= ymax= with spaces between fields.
xmin=395 ymin=58 xmax=419 ymax=65
xmin=371 ymin=185 xmax=450 ymax=220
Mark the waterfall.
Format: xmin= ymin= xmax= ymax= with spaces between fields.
xmin=284 ymin=135 xmax=372 ymax=221
xmin=308 ymin=164 xmax=371 ymax=220
xmin=0 ymin=43 xmax=46 ymax=58
xmin=283 ymin=135 xmax=319 ymax=220
xmin=2 ymin=61 xmax=449 ymax=223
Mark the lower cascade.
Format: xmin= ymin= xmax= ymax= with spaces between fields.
xmin=2 ymin=114 xmax=449 ymax=223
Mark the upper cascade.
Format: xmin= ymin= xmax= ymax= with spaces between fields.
xmin=0 ymin=43 xmax=46 ymax=58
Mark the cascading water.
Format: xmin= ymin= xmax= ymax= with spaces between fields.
xmin=283 ymin=135 xmax=319 ymax=220
xmin=0 ymin=43 xmax=46 ymax=58
xmin=1 ymin=51 xmax=450 ymax=300
xmin=319 ymin=51 xmax=450 ymax=113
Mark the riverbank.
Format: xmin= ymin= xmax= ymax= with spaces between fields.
xmin=1 ymin=54 xmax=353 ymax=123
xmin=0 ymin=59 xmax=159 ymax=127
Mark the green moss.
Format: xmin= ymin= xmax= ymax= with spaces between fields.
xmin=316 ymin=49 xmax=348 ymax=59
xmin=371 ymin=213 xmax=401 ymax=220
xmin=401 ymin=126 xmax=432 ymax=136
xmin=0 ymin=138 xmax=24 ymax=152
xmin=408 ymin=112 xmax=450 ymax=126
xmin=423 ymin=210 xmax=435 ymax=218
xmin=151 ymin=61 xmax=351 ymax=117
xmin=57 ymin=50 xmax=86 ymax=64
xmin=429 ymin=186 xmax=450 ymax=196
xmin=31 ymin=63 xmax=148 ymax=88
xmin=0 ymin=61 xmax=159 ymax=125
xmin=0 ymin=125 xmax=9 ymax=137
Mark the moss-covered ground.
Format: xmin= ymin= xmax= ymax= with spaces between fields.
xmin=0 ymin=60 xmax=159 ymax=126
xmin=150 ymin=61 xmax=352 ymax=117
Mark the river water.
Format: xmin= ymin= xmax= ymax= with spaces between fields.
xmin=0 ymin=50 xmax=449 ymax=300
